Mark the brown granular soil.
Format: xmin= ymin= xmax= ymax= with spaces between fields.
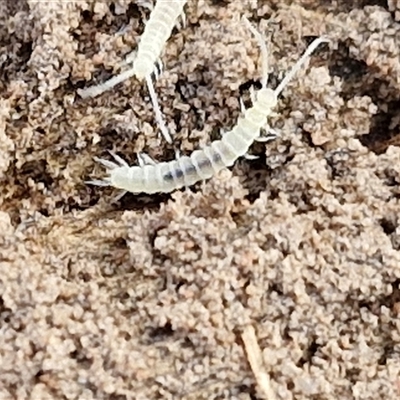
xmin=1 ymin=1 xmax=400 ymax=399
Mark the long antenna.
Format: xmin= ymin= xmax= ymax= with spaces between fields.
xmin=242 ymin=16 xmax=329 ymax=96
xmin=77 ymin=68 xmax=136 ymax=99
xmin=274 ymin=37 xmax=329 ymax=96
xmin=242 ymin=16 xmax=270 ymax=89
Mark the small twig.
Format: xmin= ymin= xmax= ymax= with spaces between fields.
xmin=241 ymin=325 xmax=277 ymax=400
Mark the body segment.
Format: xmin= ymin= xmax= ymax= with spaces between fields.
xmin=133 ymin=0 xmax=188 ymax=80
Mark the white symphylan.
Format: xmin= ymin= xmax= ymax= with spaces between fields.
xmin=78 ymin=0 xmax=188 ymax=144
xmin=89 ymin=17 xmax=328 ymax=195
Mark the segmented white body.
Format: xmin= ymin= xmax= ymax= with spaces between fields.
xmin=90 ymin=19 xmax=328 ymax=195
xmin=133 ymin=0 xmax=188 ymax=80
xmin=78 ymin=0 xmax=188 ymax=144
xmin=78 ymin=0 xmax=187 ymax=98
xmin=100 ymin=89 xmax=277 ymax=194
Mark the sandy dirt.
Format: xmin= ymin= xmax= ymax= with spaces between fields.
xmin=1 ymin=0 xmax=400 ymax=399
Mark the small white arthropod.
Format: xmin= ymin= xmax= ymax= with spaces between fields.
xmin=127 ymin=0 xmax=188 ymax=80
xmin=89 ymin=18 xmax=328 ymax=195
xmin=78 ymin=0 xmax=188 ymax=144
